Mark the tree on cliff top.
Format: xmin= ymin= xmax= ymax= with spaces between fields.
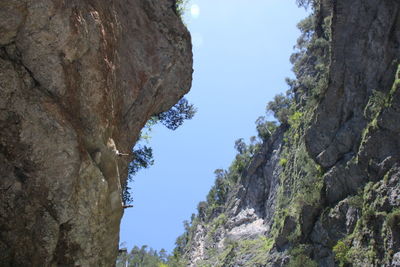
xmin=266 ymin=93 xmax=292 ymax=125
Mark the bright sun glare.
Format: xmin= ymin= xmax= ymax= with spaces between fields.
xmin=190 ymin=4 xmax=200 ymax=18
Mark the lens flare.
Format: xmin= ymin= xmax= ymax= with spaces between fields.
xmin=190 ymin=4 xmax=200 ymax=18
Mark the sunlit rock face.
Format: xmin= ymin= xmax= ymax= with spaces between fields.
xmin=0 ymin=0 xmax=192 ymax=266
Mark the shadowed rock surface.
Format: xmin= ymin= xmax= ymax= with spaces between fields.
xmin=0 ymin=0 xmax=192 ymax=266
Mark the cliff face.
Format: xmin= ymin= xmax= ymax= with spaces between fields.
xmin=183 ymin=126 xmax=287 ymax=266
xmin=0 ymin=0 xmax=192 ymax=266
xmin=175 ymin=0 xmax=400 ymax=266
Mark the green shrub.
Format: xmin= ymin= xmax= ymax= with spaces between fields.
xmin=288 ymin=245 xmax=318 ymax=267
xmin=288 ymin=255 xmax=318 ymax=267
xmin=347 ymin=194 xmax=363 ymax=209
xmin=175 ymin=0 xmax=189 ymax=17
xmin=208 ymin=213 xmax=227 ymax=236
xmin=364 ymin=90 xmax=386 ymax=119
xmin=333 ymin=241 xmax=350 ymax=267
xmin=266 ymin=93 xmax=292 ymax=124
xmin=288 ymin=111 xmax=303 ymax=128
xmin=255 ymin=116 xmax=277 ymax=140
xmin=279 ymin=158 xmax=288 ymax=166
xmin=387 ymin=209 xmax=400 ymax=229
xmin=234 ymin=236 xmax=274 ymax=266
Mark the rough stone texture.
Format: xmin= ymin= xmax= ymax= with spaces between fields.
xmin=178 ymin=0 xmax=399 ymax=266
xmin=305 ymin=0 xmax=400 ymax=169
xmin=0 ymin=0 xmax=192 ymax=266
xmin=303 ymin=1 xmax=400 ymax=264
xmin=311 ymin=0 xmax=400 ymax=204
xmin=183 ymin=126 xmax=285 ymax=266
xmin=233 ymin=126 xmax=286 ymax=229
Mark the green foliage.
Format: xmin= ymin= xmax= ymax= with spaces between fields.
xmin=129 ymin=146 xmax=154 ymax=175
xmin=122 ymin=183 xmax=134 ymax=206
xmin=208 ymin=213 xmax=227 ymax=236
xmin=296 ymin=0 xmax=314 ymax=8
xmin=203 ymin=171 xmax=231 ymax=220
xmin=347 ymin=194 xmax=363 ymax=209
xmin=266 ymin=93 xmax=292 ymax=124
xmin=174 ymin=0 xmax=189 ymax=17
xmin=290 ymin=13 xmax=330 ymax=106
xmin=333 ymin=241 xmax=351 ymax=267
xmin=239 ymin=8 xmax=329 ymax=250
xmin=123 ymin=98 xmax=196 ymax=204
xmin=362 ymin=205 xmax=376 ymax=224
xmin=215 ymin=177 xmax=229 ymax=204
xmin=123 ymin=145 xmax=154 ymax=204
xmin=227 ymin=136 xmax=261 ymax=185
xmin=390 ymin=64 xmax=400 ymax=96
xmin=116 ymin=245 xmax=174 ymax=267
xmin=279 ymin=158 xmax=288 ymax=166
xmin=255 ymin=116 xmax=278 ymax=140
xmin=237 ymin=237 xmax=274 ymax=264
xmin=277 ymin=141 xmax=324 ymax=217
xmin=288 ymin=245 xmax=318 ymax=267
xmin=206 ymin=237 xmax=274 ymax=267
xmin=364 ymin=90 xmax=386 ymax=119
xmin=288 ymin=111 xmax=303 ymax=128
xmin=213 ymin=213 xmax=227 ymax=227
xmin=170 ymin=135 xmax=264 ymax=262
xmin=157 ymin=98 xmax=196 ymax=130
xmin=234 ymin=138 xmax=247 ymax=154
xmin=171 ymin=4 xmax=333 ymax=265
xmin=359 ymin=67 xmax=400 ymax=157
xmin=288 ymin=255 xmax=318 ymax=267
xmin=360 ymin=65 xmax=399 ymax=145
xmin=335 ymin=180 xmax=400 ymax=266
xmin=141 ymin=98 xmax=196 ymax=139
xmin=230 ymin=153 xmax=249 ymax=175
xmin=270 ymin=6 xmax=330 ymax=246
xmin=139 ymin=117 xmax=159 ymax=142
xmin=387 ymin=208 xmax=400 ymax=229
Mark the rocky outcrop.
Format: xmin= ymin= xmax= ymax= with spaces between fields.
xmin=304 ymin=0 xmax=400 ymax=265
xmin=0 ymin=0 xmax=192 ymax=266
xmin=175 ymin=0 xmax=399 ymax=266
xmin=183 ymin=127 xmax=285 ymax=266
xmin=306 ymin=0 xmax=400 ymax=199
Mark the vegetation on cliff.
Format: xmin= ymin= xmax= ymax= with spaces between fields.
xmin=116 ymin=245 xmax=184 ymax=267
xmin=123 ymin=98 xmax=196 ymax=204
xmin=119 ymin=0 xmax=400 ymax=266
xmin=165 ymin=0 xmax=400 ymax=266
xmin=160 ymin=1 xmax=331 ymax=264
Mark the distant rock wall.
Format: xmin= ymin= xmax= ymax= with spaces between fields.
xmin=0 ymin=0 xmax=192 ymax=266
xmin=184 ymin=126 xmax=285 ymax=266
xmin=178 ymin=0 xmax=400 ymax=266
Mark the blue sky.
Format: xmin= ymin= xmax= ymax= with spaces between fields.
xmin=120 ymin=0 xmax=308 ymax=253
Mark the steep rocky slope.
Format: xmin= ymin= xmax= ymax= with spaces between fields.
xmin=173 ymin=0 xmax=400 ymax=266
xmin=0 ymin=0 xmax=192 ymax=266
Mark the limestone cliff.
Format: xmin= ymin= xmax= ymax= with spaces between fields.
xmin=0 ymin=0 xmax=192 ymax=266
xmin=173 ymin=0 xmax=400 ymax=266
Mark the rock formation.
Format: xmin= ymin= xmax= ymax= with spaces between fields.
xmin=0 ymin=0 xmax=192 ymax=266
xmin=173 ymin=0 xmax=400 ymax=266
